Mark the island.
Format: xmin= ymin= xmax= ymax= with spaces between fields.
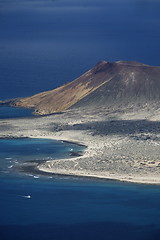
xmin=0 ymin=60 xmax=160 ymax=184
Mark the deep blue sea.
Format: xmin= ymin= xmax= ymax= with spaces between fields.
xmin=1 ymin=0 xmax=160 ymax=239
xmin=1 ymin=0 xmax=160 ymax=100
xmin=0 ymin=138 xmax=160 ymax=240
xmin=0 ymin=107 xmax=33 ymax=119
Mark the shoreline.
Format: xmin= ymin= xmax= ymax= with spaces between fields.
xmin=36 ymin=158 xmax=160 ymax=186
xmin=0 ymin=107 xmax=160 ymax=185
xmin=15 ymin=157 xmax=160 ymax=186
xmin=24 ymin=134 xmax=160 ymax=185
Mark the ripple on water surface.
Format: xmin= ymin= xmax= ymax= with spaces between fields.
xmin=0 ymin=137 xmax=85 ymax=174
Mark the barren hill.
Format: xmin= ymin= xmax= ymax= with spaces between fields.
xmin=71 ymin=61 xmax=160 ymax=110
xmin=2 ymin=60 xmax=160 ymax=115
xmin=14 ymin=61 xmax=115 ymax=114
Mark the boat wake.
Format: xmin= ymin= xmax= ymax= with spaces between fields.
xmin=22 ymin=195 xmax=31 ymax=199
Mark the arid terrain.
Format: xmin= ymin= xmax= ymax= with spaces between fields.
xmin=0 ymin=105 xmax=160 ymax=184
xmin=1 ymin=60 xmax=160 ymax=115
xmin=0 ymin=61 xmax=160 ymax=184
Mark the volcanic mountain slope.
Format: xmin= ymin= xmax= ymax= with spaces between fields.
xmin=71 ymin=61 xmax=160 ymax=110
xmin=10 ymin=61 xmax=160 ymax=114
xmin=14 ymin=61 xmax=116 ymax=114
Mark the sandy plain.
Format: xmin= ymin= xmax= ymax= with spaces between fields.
xmin=0 ymin=105 xmax=160 ymax=184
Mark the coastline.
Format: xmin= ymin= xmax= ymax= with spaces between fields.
xmin=17 ymin=161 xmax=160 ymax=186
xmin=0 ymin=107 xmax=160 ymax=185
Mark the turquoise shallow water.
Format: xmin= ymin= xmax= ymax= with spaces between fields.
xmin=0 ymin=138 xmax=84 ymax=173
xmin=1 ymin=0 xmax=160 ymax=238
xmin=0 ymin=138 xmax=160 ymax=240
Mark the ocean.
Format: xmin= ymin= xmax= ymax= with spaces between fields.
xmin=0 ymin=140 xmax=160 ymax=240
xmin=0 ymin=107 xmax=33 ymax=119
xmin=1 ymin=0 xmax=160 ymax=239
xmin=1 ymin=0 xmax=160 ymax=100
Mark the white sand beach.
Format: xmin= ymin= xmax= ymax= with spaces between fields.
xmin=0 ymin=106 xmax=160 ymax=184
